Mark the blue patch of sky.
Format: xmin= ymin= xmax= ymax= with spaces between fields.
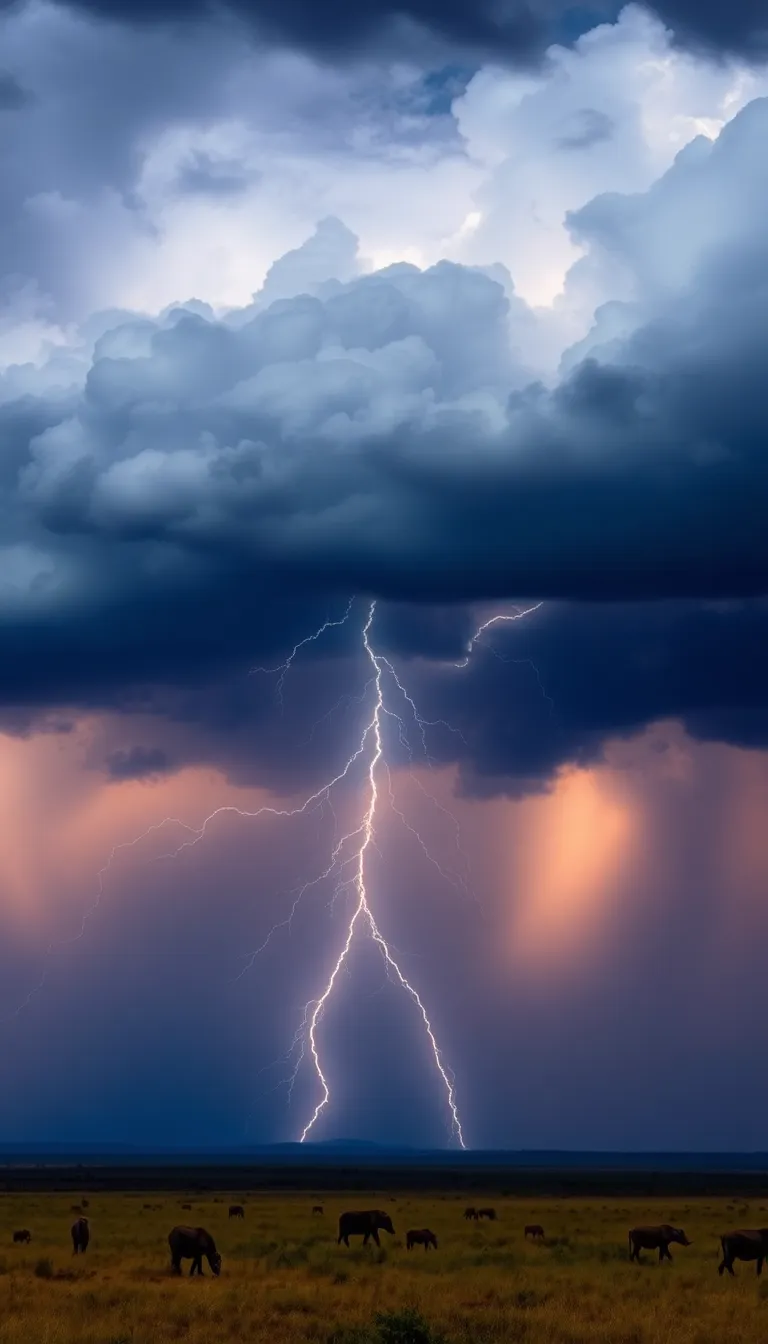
xmin=420 ymin=64 xmax=477 ymax=116
xmin=556 ymin=5 xmax=621 ymax=44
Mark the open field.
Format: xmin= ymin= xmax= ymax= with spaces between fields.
xmin=1 ymin=1189 xmax=768 ymax=1343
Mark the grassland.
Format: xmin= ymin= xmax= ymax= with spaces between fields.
xmin=1 ymin=1190 xmax=767 ymax=1343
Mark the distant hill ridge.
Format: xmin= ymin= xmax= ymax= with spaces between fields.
xmin=1 ymin=1143 xmax=768 ymax=1171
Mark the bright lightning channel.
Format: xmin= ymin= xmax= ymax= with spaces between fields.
xmin=294 ymin=601 xmax=465 ymax=1146
xmin=6 ymin=596 xmax=544 ymax=1148
xmin=455 ymin=602 xmax=544 ymax=667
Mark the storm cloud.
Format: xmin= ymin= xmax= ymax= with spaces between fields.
xmin=0 ymin=99 xmax=766 ymax=691
xmin=0 ymin=79 xmax=765 ymax=814
xmin=6 ymin=0 xmax=766 ymax=63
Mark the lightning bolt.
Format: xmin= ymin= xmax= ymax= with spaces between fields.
xmin=251 ymin=598 xmax=356 ymax=708
xmin=295 ymin=602 xmax=465 ymax=1145
xmin=5 ymin=596 xmax=545 ymax=1149
xmin=455 ymin=602 xmax=544 ymax=667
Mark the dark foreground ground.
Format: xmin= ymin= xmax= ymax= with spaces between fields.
xmin=2 ymin=1152 xmax=768 ymax=1198
xmin=0 ymin=1159 xmax=767 ymax=1343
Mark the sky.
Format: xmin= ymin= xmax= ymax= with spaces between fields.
xmin=1 ymin=0 xmax=768 ymax=1152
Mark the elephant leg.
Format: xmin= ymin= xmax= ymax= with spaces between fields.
xmin=372 ymin=1231 xmax=381 ymax=1247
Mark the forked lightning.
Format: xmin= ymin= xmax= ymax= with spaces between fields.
xmin=6 ymin=597 xmax=544 ymax=1146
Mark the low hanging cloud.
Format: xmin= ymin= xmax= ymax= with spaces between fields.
xmin=70 ymin=592 xmax=768 ymax=803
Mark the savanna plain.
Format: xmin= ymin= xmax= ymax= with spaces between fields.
xmin=1 ymin=1190 xmax=766 ymax=1344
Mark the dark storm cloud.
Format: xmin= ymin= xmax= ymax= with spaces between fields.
xmin=69 ymin=595 xmax=768 ymax=802
xmin=1 ymin=99 xmax=768 ymax=802
xmin=105 ymin=744 xmax=172 ymax=779
xmin=2 ymin=103 xmax=768 ymax=654
xmin=5 ymin=0 xmax=765 ymax=61
xmin=0 ymin=0 xmax=550 ymax=59
xmin=651 ymin=0 xmax=768 ymax=58
xmin=404 ymin=599 xmax=768 ymax=795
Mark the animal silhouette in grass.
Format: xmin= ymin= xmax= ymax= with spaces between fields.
xmin=628 ymin=1225 xmax=691 ymax=1263
xmin=337 ymin=1210 xmax=395 ymax=1247
xmin=718 ymin=1229 xmax=768 ymax=1276
xmin=71 ymin=1217 xmax=90 ymax=1254
xmin=406 ymin=1229 xmax=438 ymax=1251
xmin=168 ymin=1226 xmax=222 ymax=1276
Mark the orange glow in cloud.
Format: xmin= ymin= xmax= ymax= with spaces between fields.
xmin=0 ymin=721 xmax=277 ymax=935
xmin=719 ymin=749 xmax=768 ymax=889
xmin=501 ymin=766 xmax=638 ymax=965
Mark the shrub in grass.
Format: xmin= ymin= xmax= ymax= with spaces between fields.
xmin=374 ymin=1307 xmax=445 ymax=1344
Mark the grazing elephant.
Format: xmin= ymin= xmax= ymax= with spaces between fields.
xmin=463 ymin=1207 xmax=479 ymax=1221
xmin=718 ymin=1229 xmax=768 ymax=1276
xmin=12 ymin=1230 xmax=31 ymax=1244
xmin=628 ymin=1225 xmax=691 ymax=1263
xmin=525 ymin=1224 xmax=545 ymax=1240
xmin=181 ymin=1203 xmax=192 ymax=1211
xmin=312 ymin=1205 xmax=324 ymax=1215
xmin=406 ymin=1228 xmax=438 ymax=1251
xmin=477 ymin=1208 xmax=497 ymax=1221
xmin=228 ymin=1205 xmax=245 ymax=1219
xmin=168 ymin=1226 xmax=222 ymax=1277
xmin=338 ymin=1210 xmax=395 ymax=1247
xmin=71 ymin=1217 xmax=90 ymax=1254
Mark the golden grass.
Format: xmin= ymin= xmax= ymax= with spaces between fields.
xmin=0 ymin=1191 xmax=766 ymax=1343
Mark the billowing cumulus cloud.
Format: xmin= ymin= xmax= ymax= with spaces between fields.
xmin=1 ymin=96 xmax=767 ymax=695
xmin=451 ymin=5 xmax=768 ymax=316
xmin=3 ymin=3 xmax=764 ymax=335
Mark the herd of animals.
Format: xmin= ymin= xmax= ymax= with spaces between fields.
xmin=8 ymin=1201 xmax=768 ymax=1279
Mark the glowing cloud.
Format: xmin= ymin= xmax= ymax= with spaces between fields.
xmin=504 ymin=766 xmax=637 ymax=963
